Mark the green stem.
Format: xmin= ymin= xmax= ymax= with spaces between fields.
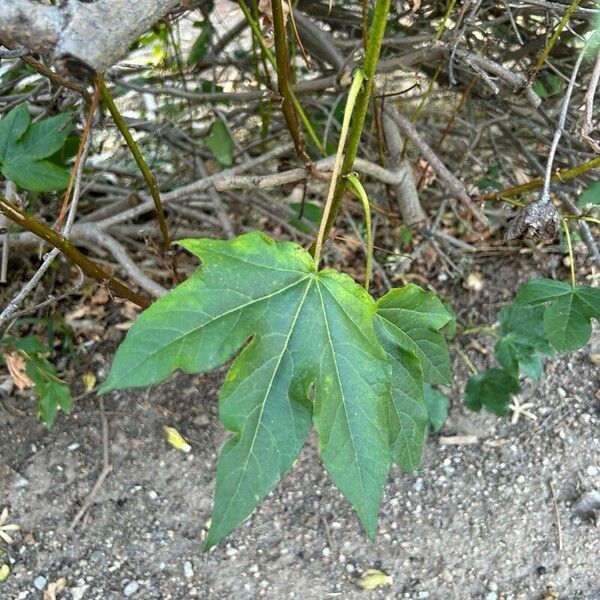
xmin=562 ymin=219 xmax=576 ymax=288
xmin=313 ymin=70 xmax=365 ymax=267
xmin=239 ymin=0 xmax=322 ymax=154
xmin=99 ymin=81 xmax=171 ymax=250
xmin=0 ymin=195 xmax=150 ymax=309
xmin=346 ymin=174 xmax=373 ymax=291
xmin=313 ymin=0 xmax=391 ymax=251
xmin=480 ymin=155 xmax=600 ymax=202
xmin=534 ymin=0 xmax=581 ymax=73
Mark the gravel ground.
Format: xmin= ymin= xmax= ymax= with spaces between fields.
xmin=1 ymin=259 xmax=599 ymax=600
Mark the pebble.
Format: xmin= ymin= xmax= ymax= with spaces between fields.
xmin=148 ymin=490 xmax=159 ymax=501
xmin=123 ymin=581 xmax=140 ymax=596
xmin=484 ymin=594 xmax=498 ymax=600
xmin=33 ymin=576 xmax=47 ymax=590
xmin=183 ymin=560 xmax=194 ymax=578
xmin=417 ymin=592 xmax=430 ymax=599
xmin=586 ymin=465 xmax=598 ymax=477
xmin=413 ymin=478 xmax=424 ymax=492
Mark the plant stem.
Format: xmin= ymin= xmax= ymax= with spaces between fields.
xmin=533 ymin=0 xmax=581 ymax=74
xmin=239 ymin=0 xmax=322 ymax=154
xmin=312 ymin=0 xmax=391 ymax=252
xmin=480 ymin=155 xmax=600 ymax=202
xmin=99 ymin=80 xmax=171 ymax=250
xmin=313 ymin=70 xmax=365 ymax=267
xmin=562 ymin=219 xmax=576 ymax=288
xmin=270 ymin=0 xmax=310 ymax=163
xmin=345 ymin=174 xmax=373 ymax=291
xmin=0 ymin=195 xmax=150 ymax=309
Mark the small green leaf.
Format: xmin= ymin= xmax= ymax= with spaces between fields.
xmin=188 ymin=21 xmax=212 ymax=64
xmin=5 ymin=112 xmax=72 ymax=164
xmin=2 ymin=159 xmax=69 ymax=192
xmin=206 ymin=118 xmax=234 ymax=167
xmin=515 ymin=279 xmax=600 ymax=352
xmin=0 ymin=103 xmax=30 ymax=161
xmin=577 ymin=180 xmax=600 ymax=206
xmin=423 ymin=384 xmax=449 ymax=432
xmin=464 ymin=368 xmax=520 ymax=416
xmin=37 ymin=380 xmax=72 ymax=426
xmin=102 ymin=232 xmax=391 ymax=548
xmin=1 ymin=335 xmax=49 ymax=354
xmin=376 ymin=284 xmax=452 ymax=385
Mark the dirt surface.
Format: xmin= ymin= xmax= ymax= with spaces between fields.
xmin=1 ymin=257 xmax=599 ymax=600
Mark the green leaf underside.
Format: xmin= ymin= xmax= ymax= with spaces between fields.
xmin=515 ymin=279 xmax=600 ymax=352
xmin=101 ymin=232 xmax=391 ymax=548
xmin=465 ymin=368 xmax=520 ymax=416
xmin=0 ymin=104 xmax=30 ymax=161
xmin=376 ymin=285 xmax=452 ymax=386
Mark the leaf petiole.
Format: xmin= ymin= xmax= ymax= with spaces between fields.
xmin=345 ymin=172 xmax=372 ymax=292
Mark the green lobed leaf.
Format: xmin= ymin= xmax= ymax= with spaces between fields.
xmin=464 ymin=368 xmax=520 ymax=416
xmin=376 ymin=284 xmax=452 ymax=385
xmin=101 ymin=232 xmax=391 ymax=548
xmin=374 ymin=284 xmax=451 ymax=471
xmin=206 ymin=118 xmax=234 ymax=167
xmin=515 ymin=279 xmax=600 ymax=352
xmin=25 ymin=356 xmax=72 ymax=426
xmin=423 ymin=384 xmax=450 ymax=432
xmin=0 ymin=103 xmax=30 ymax=162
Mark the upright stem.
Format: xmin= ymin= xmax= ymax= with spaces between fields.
xmin=270 ymin=0 xmax=310 ymax=163
xmin=99 ymin=81 xmax=171 ymax=250
xmin=313 ymin=0 xmax=391 ymax=251
xmin=562 ymin=219 xmax=576 ymax=288
xmin=0 ymin=195 xmax=150 ymax=309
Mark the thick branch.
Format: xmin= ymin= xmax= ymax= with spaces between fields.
xmin=0 ymin=0 xmax=180 ymax=76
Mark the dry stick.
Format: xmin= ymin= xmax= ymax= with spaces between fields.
xmin=548 ymin=479 xmax=563 ymax=552
xmin=386 ymin=109 xmax=488 ymax=226
xmin=56 ymin=81 xmax=102 ymax=229
xmin=0 ymin=40 xmax=86 ymax=96
xmin=0 ymin=196 xmax=149 ymax=309
xmin=98 ymin=80 xmax=171 ymax=250
xmin=582 ymin=49 xmax=600 ymax=153
xmin=70 ymin=396 xmax=112 ymax=531
xmin=540 ymin=46 xmax=586 ymax=205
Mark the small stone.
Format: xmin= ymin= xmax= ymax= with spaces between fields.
xmin=33 ymin=576 xmax=47 ymax=591
xmin=417 ymin=592 xmax=430 ymax=599
xmin=68 ymin=443 xmax=80 ymax=451
xmin=148 ymin=490 xmax=159 ymax=500
xmin=183 ymin=561 xmax=194 ymax=578
xmin=586 ymin=465 xmax=598 ymax=477
xmin=123 ymin=581 xmax=139 ymax=596
xmin=484 ymin=594 xmax=497 ymax=600
xmin=71 ymin=585 xmax=88 ymax=600
xmin=413 ymin=478 xmax=424 ymax=493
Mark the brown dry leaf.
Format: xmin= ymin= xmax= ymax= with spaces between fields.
xmin=410 ymin=0 xmax=422 ymax=10
xmin=91 ymin=287 xmax=110 ymax=305
xmin=464 ymin=271 xmax=484 ymax=292
xmin=4 ymin=352 xmax=32 ymax=391
xmin=414 ymin=159 xmax=435 ymax=190
xmin=43 ymin=577 xmax=67 ymax=600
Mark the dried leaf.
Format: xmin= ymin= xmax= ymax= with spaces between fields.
xmin=82 ymin=372 xmax=97 ymax=392
xmin=4 ymin=352 xmax=32 ymax=391
xmin=354 ymin=569 xmax=393 ymax=590
xmin=504 ymin=199 xmax=560 ymax=242
xmin=0 ymin=563 xmax=9 ymax=583
xmin=163 ymin=426 xmax=192 ymax=453
xmin=465 ymin=271 xmax=484 ymax=292
xmin=43 ymin=577 xmax=67 ymax=600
